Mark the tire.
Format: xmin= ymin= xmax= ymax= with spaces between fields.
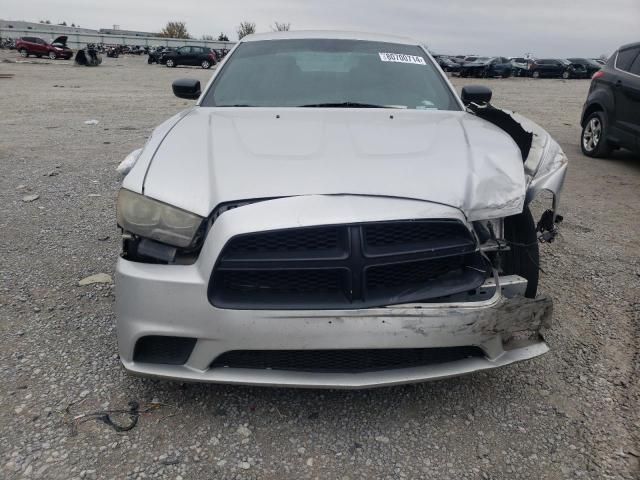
xmin=19 ymin=48 xmax=28 ymax=57
xmin=581 ymin=111 xmax=612 ymax=158
xmin=147 ymin=57 xmax=154 ymax=64
xmin=531 ymin=70 xmax=540 ymax=79
xmin=562 ymin=71 xmax=570 ymax=79
xmin=201 ymin=59 xmax=211 ymax=69
xmin=503 ymin=206 xmax=539 ymax=298
xmin=166 ymin=59 xmax=176 ymax=68
xmin=48 ymin=51 xmax=56 ymax=60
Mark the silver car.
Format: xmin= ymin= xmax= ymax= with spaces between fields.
xmin=115 ymin=31 xmax=567 ymax=388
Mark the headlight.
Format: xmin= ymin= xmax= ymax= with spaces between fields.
xmin=117 ymin=189 xmax=203 ymax=247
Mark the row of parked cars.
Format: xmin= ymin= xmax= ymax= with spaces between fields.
xmin=435 ymin=54 xmax=605 ymax=79
xmin=147 ymin=46 xmax=230 ymax=69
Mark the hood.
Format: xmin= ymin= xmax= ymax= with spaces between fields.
xmin=142 ymin=108 xmax=526 ymax=221
xmin=51 ymin=36 xmax=68 ymax=46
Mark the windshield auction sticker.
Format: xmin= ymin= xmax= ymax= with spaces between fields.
xmin=378 ymin=53 xmax=426 ymax=65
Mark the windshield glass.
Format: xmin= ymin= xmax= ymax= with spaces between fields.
xmin=202 ymin=39 xmax=460 ymax=110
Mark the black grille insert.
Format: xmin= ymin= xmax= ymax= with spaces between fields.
xmin=133 ymin=336 xmax=197 ymax=365
xmin=210 ymin=347 xmax=485 ymax=373
xmin=210 ymin=220 xmax=488 ymax=309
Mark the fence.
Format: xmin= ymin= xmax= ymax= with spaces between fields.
xmin=0 ymin=27 xmax=234 ymax=50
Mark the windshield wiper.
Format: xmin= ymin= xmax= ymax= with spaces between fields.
xmin=299 ymin=102 xmax=395 ymax=109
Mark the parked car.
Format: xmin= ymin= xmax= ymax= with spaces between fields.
xmin=509 ymin=57 xmax=530 ymax=77
xmin=436 ymin=55 xmax=461 ymax=73
xmin=580 ymin=42 xmax=640 ymax=157
xmin=528 ymin=58 xmax=569 ymax=78
xmin=592 ymin=58 xmax=606 ymax=66
xmin=15 ymin=36 xmax=73 ymax=60
xmin=115 ymin=31 xmax=567 ymax=388
xmin=163 ymin=46 xmax=217 ymax=69
xmin=566 ymin=58 xmax=601 ymax=78
xmin=460 ymin=57 xmax=512 ymax=78
xmin=147 ymin=47 xmax=172 ymax=64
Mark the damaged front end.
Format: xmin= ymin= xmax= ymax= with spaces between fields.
xmin=467 ymin=99 xmax=567 ymax=244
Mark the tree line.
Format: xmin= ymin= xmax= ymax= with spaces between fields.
xmin=159 ymin=20 xmax=291 ymax=41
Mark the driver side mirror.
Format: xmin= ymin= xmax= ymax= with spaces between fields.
xmin=172 ymin=78 xmax=201 ymax=100
xmin=461 ymin=85 xmax=492 ymax=106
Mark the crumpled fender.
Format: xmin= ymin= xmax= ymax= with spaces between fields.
xmin=469 ymin=105 xmax=568 ymax=218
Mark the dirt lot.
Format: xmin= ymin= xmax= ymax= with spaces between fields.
xmin=0 ymin=52 xmax=639 ymax=480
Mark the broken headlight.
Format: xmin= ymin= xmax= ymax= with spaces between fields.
xmin=116 ymin=189 xmax=203 ymax=248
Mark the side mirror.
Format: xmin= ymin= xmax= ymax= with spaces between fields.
xmin=461 ymin=85 xmax=492 ymax=106
xmin=173 ymin=78 xmax=201 ymax=100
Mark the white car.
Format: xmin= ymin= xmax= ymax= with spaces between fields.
xmin=115 ymin=31 xmax=567 ymax=388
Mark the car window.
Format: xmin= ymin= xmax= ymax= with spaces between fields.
xmin=629 ymin=54 xmax=640 ymax=75
xmin=616 ymin=47 xmax=640 ymax=72
xmin=178 ymin=47 xmax=189 ymax=54
xmin=203 ymin=39 xmax=460 ymax=110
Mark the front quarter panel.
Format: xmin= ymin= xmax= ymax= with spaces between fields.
xmin=121 ymin=109 xmax=195 ymax=194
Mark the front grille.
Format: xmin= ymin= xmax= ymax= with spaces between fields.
xmin=209 ymin=220 xmax=488 ymax=309
xmin=220 ymin=269 xmax=345 ymax=294
xmin=210 ymin=347 xmax=485 ymax=373
xmin=226 ymin=227 xmax=342 ymax=255
xmin=366 ymin=256 xmax=467 ymax=289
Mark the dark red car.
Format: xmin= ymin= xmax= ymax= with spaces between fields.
xmin=15 ymin=36 xmax=73 ymax=60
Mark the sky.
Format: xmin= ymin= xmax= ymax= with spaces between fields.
xmin=4 ymin=0 xmax=639 ymax=57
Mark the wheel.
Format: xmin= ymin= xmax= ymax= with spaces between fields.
xmin=166 ymin=59 xmax=175 ymax=67
xmin=201 ymin=59 xmax=211 ymax=69
xmin=531 ymin=70 xmax=540 ymax=79
xmin=19 ymin=48 xmax=28 ymax=57
xmin=147 ymin=57 xmax=153 ymax=64
xmin=502 ymin=69 xmax=511 ymax=78
xmin=503 ymin=206 xmax=539 ymax=298
xmin=48 ymin=51 xmax=56 ymax=60
xmin=581 ymin=111 xmax=612 ymax=158
xmin=562 ymin=71 xmax=570 ymax=79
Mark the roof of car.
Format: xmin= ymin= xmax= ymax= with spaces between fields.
xmin=240 ymin=30 xmax=421 ymax=46
xmin=618 ymin=41 xmax=640 ymax=51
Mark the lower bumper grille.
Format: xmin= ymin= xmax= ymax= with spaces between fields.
xmin=210 ymin=220 xmax=488 ymax=309
xmin=210 ymin=347 xmax=485 ymax=373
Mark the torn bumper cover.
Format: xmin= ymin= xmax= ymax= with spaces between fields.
xmin=116 ymin=195 xmax=554 ymax=389
xmin=116 ymin=261 xmax=552 ymax=388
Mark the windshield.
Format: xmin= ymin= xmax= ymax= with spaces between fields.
xmin=202 ymin=39 xmax=460 ymax=110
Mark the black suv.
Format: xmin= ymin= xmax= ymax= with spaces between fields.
xmin=580 ymin=42 xmax=640 ymax=157
xmin=528 ymin=59 xmax=569 ymax=79
xmin=162 ymin=46 xmax=217 ymax=69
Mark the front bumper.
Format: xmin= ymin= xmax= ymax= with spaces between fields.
xmin=115 ymin=195 xmax=553 ymax=388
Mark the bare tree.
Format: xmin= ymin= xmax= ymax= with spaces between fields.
xmin=160 ymin=21 xmax=191 ymax=39
xmin=272 ymin=22 xmax=291 ymax=32
xmin=236 ymin=21 xmax=256 ymax=40
xmin=218 ymin=33 xmax=229 ymax=42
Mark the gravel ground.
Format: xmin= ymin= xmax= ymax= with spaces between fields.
xmin=1 ymin=52 xmax=639 ymax=480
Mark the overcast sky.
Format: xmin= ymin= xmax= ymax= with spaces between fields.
xmin=4 ymin=0 xmax=638 ymax=57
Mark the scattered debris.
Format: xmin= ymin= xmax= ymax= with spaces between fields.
xmin=97 ymin=235 xmax=110 ymax=241
xmin=67 ymin=400 xmax=152 ymax=435
xmin=84 ymin=119 xmax=100 ymax=125
xmin=22 ymin=194 xmax=40 ymax=202
xmin=375 ymin=435 xmax=390 ymax=444
xmin=88 ymin=194 xmax=102 ymax=197
xmin=0 ymin=73 xmax=15 ymax=79
xmin=78 ymin=273 xmax=112 ymax=286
